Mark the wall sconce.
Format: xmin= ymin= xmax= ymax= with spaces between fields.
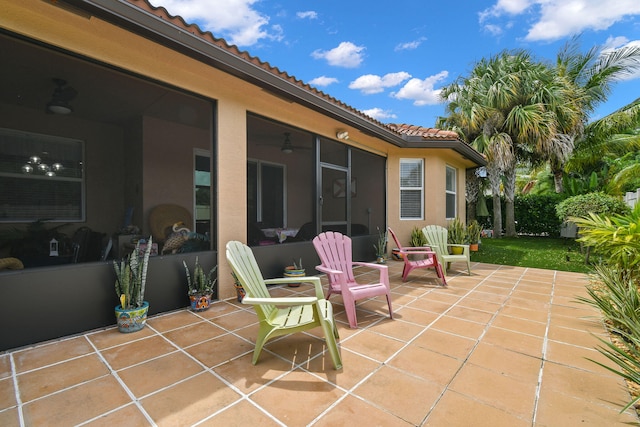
xmin=336 ymin=130 xmax=349 ymax=140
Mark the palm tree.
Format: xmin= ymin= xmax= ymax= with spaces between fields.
xmin=550 ymin=39 xmax=640 ymax=192
xmin=439 ymin=50 xmax=572 ymax=237
xmin=567 ymin=98 xmax=640 ymax=194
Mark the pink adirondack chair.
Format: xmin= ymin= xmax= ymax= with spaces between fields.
xmin=387 ymin=227 xmax=446 ymax=285
xmin=313 ymin=231 xmax=393 ymax=328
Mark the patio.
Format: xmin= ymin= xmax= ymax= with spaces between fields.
xmin=1 ymin=260 xmax=638 ymax=426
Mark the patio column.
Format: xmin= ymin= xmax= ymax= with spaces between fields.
xmin=217 ymin=101 xmax=248 ymax=300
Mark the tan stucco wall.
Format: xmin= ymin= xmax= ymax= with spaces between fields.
xmin=386 ymin=148 xmax=469 ymax=248
xmin=3 ymin=0 xmax=478 ymax=298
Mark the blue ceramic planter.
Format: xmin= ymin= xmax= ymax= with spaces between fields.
xmin=189 ymin=293 xmax=212 ymax=312
xmin=114 ymin=301 xmax=149 ymax=333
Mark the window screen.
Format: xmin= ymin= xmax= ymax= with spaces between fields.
xmin=0 ymin=128 xmax=84 ymax=222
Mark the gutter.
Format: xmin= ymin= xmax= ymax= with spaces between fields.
xmin=58 ymin=0 xmax=484 ymax=167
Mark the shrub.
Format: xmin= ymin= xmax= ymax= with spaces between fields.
xmin=483 ymin=194 xmax=566 ymax=236
xmin=515 ymin=193 xmax=565 ymax=236
xmin=556 ymin=192 xmax=630 ymax=221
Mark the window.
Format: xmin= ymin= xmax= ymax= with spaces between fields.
xmin=446 ymin=165 xmax=457 ymax=219
xmin=247 ymin=160 xmax=285 ymax=228
xmin=0 ymin=128 xmax=84 ymax=222
xmin=400 ymin=159 xmax=423 ymax=220
xmin=194 ymin=151 xmax=211 ymax=237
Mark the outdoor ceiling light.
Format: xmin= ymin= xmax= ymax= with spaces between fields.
xmin=46 ymin=78 xmax=77 ymax=115
xmin=47 ymin=102 xmax=73 ymax=115
xmin=281 ymin=132 xmax=294 ymax=154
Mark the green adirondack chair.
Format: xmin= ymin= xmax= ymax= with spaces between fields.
xmin=225 ymin=241 xmax=343 ymax=369
xmin=421 ymin=225 xmax=471 ymax=276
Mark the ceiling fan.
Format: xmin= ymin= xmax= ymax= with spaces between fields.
xmin=46 ymin=78 xmax=77 ymax=114
xmin=258 ymin=132 xmax=311 ymax=154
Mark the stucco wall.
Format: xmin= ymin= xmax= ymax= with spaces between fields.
xmin=2 ymin=0 xmax=478 ymax=300
xmin=386 ymin=148 xmax=470 ymax=247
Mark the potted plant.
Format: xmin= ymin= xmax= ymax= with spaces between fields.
xmin=183 ymin=256 xmax=217 ymax=311
xmin=410 ymin=226 xmax=428 ymax=247
xmin=231 ymin=271 xmax=245 ymax=302
xmin=466 ymin=219 xmax=481 ymax=251
xmin=113 ymin=236 xmax=153 ymax=333
xmin=447 ymin=218 xmax=467 ymax=255
xmin=406 ymin=226 xmax=429 ymax=260
xmin=373 ymin=227 xmax=387 ymax=263
xmin=283 ymin=258 xmax=305 ymax=287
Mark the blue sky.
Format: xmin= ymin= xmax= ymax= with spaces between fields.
xmin=150 ymin=0 xmax=640 ymax=128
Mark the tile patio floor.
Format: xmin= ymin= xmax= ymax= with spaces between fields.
xmin=1 ymin=260 xmax=638 ymax=426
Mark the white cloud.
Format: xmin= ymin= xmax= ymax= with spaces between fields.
xmin=148 ymin=0 xmax=276 ymax=46
xmin=394 ymin=37 xmax=427 ymax=51
xmin=604 ymin=35 xmax=630 ymax=49
xmin=360 ymin=107 xmax=397 ymax=121
xmin=309 ymin=76 xmax=339 ymax=87
xmin=480 ymin=1 xmax=640 ymax=42
xmin=528 ymin=1 xmax=640 ymax=41
xmin=349 ymin=72 xmax=412 ymax=94
xmin=483 ymin=24 xmax=504 ymax=37
xmin=479 ymin=0 xmax=533 ymax=22
xmin=391 ymin=71 xmax=449 ymax=106
xmin=311 ymin=42 xmax=365 ymax=68
xmin=297 ymin=11 xmax=318 ymax=19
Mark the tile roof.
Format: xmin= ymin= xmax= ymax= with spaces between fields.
xmin=387 ymin=124 xmax=460 ymax=140
xmin=124 ymin=0 xmax=461 ymax=143
xmin=125 ymin=0 xmax=396 ymax=131
xmin=387 ymin=123 xmax=459 ymax=139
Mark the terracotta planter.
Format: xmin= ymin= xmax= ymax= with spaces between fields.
xmin=283 ymin=266 xmax=305 ymax=287
xmin=115 ymin=301 xmax=149 ymax=333
xmin=189 ymin=293 xmax=212 ymax=311
xmin=469 ymin=243 xmax=479 ymax=252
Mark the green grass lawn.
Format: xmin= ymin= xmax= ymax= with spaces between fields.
xmin=470 ymin=236 xmax=593 ymax=274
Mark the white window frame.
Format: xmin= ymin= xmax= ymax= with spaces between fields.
xmin=445 ymin=165 xmax=457 ymax=220
xmin=399 ymin=158 xmax=424 ymax=220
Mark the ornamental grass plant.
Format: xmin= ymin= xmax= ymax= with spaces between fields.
xmin=113 ymin=237 xmax=152 ymax=310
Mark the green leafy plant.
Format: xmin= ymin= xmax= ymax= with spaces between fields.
xmin=571 ymin=203 xmax=640 ymax=272
xmin=409 ymin=226 xmax=427 ymax=247
xmin=576 ymin=265 xmax=640 ymax=412
xmin=374 ymin=227 xmax=387 ymax=257
xmin=113 ymin=237 xmax=152 ymax=310
xmin=466 ymin=219 xmax=481 ymax=244
xmin=447 ymin=217 xmax=467 ymax=245
xmin=291 ymin=257 xmax=303 ymax=270
xmin=183 ymin=256 xmax=217 ymax=296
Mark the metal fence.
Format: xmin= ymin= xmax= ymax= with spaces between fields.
xmin=625 ymin=188 xmax=640 ymax=208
